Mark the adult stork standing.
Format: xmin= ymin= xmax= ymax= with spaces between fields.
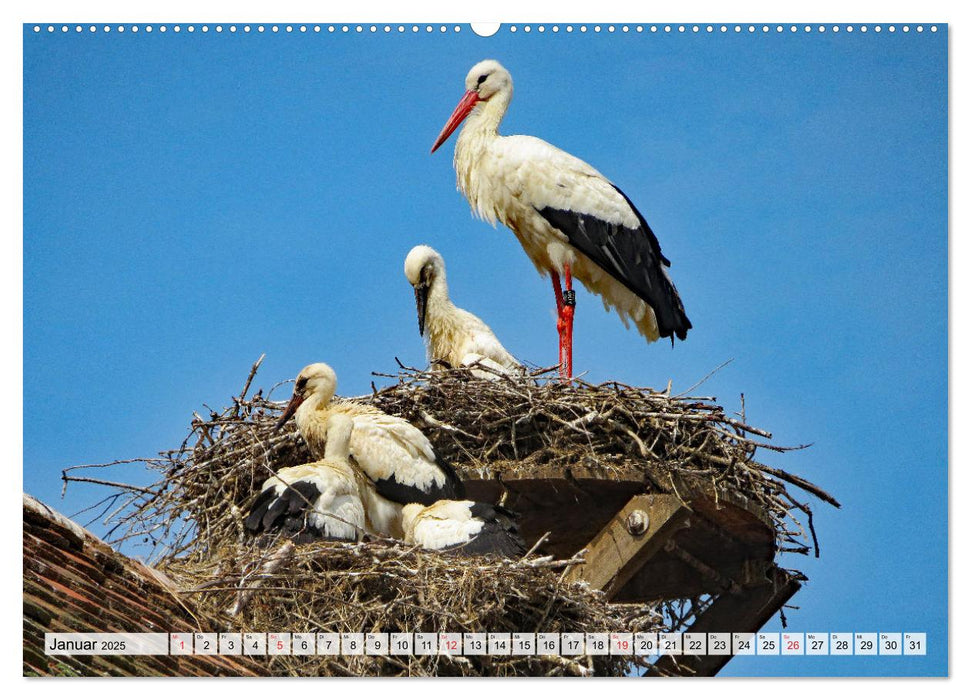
xmin=275 ymin=362 xmax=465 ymax=507
xmin=404 ymin=244 xmax=521 ymax=376
xmin=431 ymin=59 xmax=691 ymax=378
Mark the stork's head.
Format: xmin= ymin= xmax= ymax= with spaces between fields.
xmin=404 ymin=245 xmax=446 ymax=336
xmin=463 ymin=59 xmax=511 ymax=101
xmin=274 ymin=362 xmax=337 ymax=431
xmin=431 ymin=59 xmax=513 ymax=153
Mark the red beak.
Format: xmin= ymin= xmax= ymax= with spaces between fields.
xmin=274 ymin=392 xmax=305 ymax=432
xmin=431 ymin=89 xmax=481 ymax=153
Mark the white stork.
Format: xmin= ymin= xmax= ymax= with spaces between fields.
xmin=245 ymin=413 xmax=367 ymax=542
xmin=248 ymin=413 xmax=404 ymax=540
xmin=275 ymin=362 xmax=465 ymax=507
xmin=401 ymin=500 xmax=526 ymax=558
xmin=404 ymin=244 xmax=521 ymax=376
xmin=431 ymin=59 xmax=692 ymax=378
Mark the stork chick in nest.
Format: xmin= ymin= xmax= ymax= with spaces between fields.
xmin=276 ymin=362 xmax=465 ymax=508
xmin=246 ymin=413 xmax=371 ymax=542
xmin=402 ymin=500 xmax=526 ymax=558
xmin=404 ymin=244 xmax=521 ymax=377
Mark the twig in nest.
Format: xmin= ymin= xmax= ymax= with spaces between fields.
xmin=675 ymin=358 xmax=734 ymax=398
xmin=226 ymin=540 xmax=295 ymax=617
xmin=234 ymin=354 xmax=265 ymax=418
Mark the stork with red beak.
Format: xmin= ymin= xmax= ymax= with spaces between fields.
xmin=431 ymin=59 xmax=691 ymax=378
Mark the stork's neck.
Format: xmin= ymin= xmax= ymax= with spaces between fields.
xmin=426 ymin=273 xmax=454 ymax=312
xmin=324 ymin=428 xmax=352 ymax=462
xmin=326 ymin=457 xmax=357 ymax=482
xmin=294 ymin=390 xmax=333 ymax=438
xmin=454 ymin=93 xmax=509 ymax=225
xmin=424 ymin=275 xmax=466 ymax=354
xmin=456 ymin=94 xmax=507 ymax=157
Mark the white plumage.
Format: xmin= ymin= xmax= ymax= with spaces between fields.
xmin=401 ymin=500 xmax=525 ymax=558
xmin=357 ymin=483 xmax=406 ymax=540
xmin=276 ymin=362 xmax=465 ymax=508
xmin=404 ymin=244 xmax=520 ymax=376
xmin=432 ymin=59 xmax=691 ymax=377
xmin=245 ymin=413 xmax=367 ymax=541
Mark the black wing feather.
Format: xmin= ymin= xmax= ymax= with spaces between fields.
xmin=460 ymin=502 xmax=526 ymax=558
xmin=372 ymin=454 xmax=465 ymax=507
xmin=374 ymin=468 xmax=465 ymax=507
xmin=287 ymin=481 xmax=322 ymax=515
xmin=536 ymin=184 xmax=691 ymax=341
xmin=437 ymin=455 xmax=467 ymax=500
xmin=245 ymin=479 xmax=354 ymax=543
xmin=244 ymin=487 xmax=277 ymax=533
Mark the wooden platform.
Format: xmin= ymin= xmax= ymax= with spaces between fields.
xmin=466 ymin=472 xmax=800 ymax=676
xmin=466 ymin=468 xmax=776 ymax=599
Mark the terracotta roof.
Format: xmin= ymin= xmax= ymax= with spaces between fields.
xmin=22 ymin=493 xmax=265 ymax=677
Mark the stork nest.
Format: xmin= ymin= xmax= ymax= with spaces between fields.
xmin=62 ymin=356 xmax=837 ymax=677
xmin=367 ymin=363 xmax=837 ymax=542
xmin=164 ymin=536 xmax=662 ymax=677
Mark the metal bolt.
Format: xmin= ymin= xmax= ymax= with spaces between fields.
xmin=626 ymin=510 xmax=649 ymax=536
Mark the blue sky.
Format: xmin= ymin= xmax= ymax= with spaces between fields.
xmin=22 ymin=22 xmax=946 ymax=677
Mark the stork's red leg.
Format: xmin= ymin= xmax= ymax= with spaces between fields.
xmin=550 ymin=268 xmax=575 ymax=379
xmin=562 ymin=264 xmax=575 ymax=378
xmin=551 ymin=271 xmax=565 ymax=312
xmin=551 ymin=271 xmax=567 ymax=376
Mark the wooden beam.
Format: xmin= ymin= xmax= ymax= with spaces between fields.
xmin=645 ymin=565 xmax=802 ymax=677
xmin=565 ymin=493 xmax=691 ymax=599
xmin=462 ymin=476 xmax=776 ymax=561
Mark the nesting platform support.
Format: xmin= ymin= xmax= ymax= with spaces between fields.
xmin=564 ymin=494 xmax=692 ymax=598
xmin=561 ymin=492 xmax=801 ymax=677
xmin=647 ymin=566 xmax=801 ymax=677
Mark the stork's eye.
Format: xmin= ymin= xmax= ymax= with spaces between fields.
xmin=477 ymin=73 xmax=489 ymax=86
xmin=295 ymin=378 xmax=308 ymax=392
